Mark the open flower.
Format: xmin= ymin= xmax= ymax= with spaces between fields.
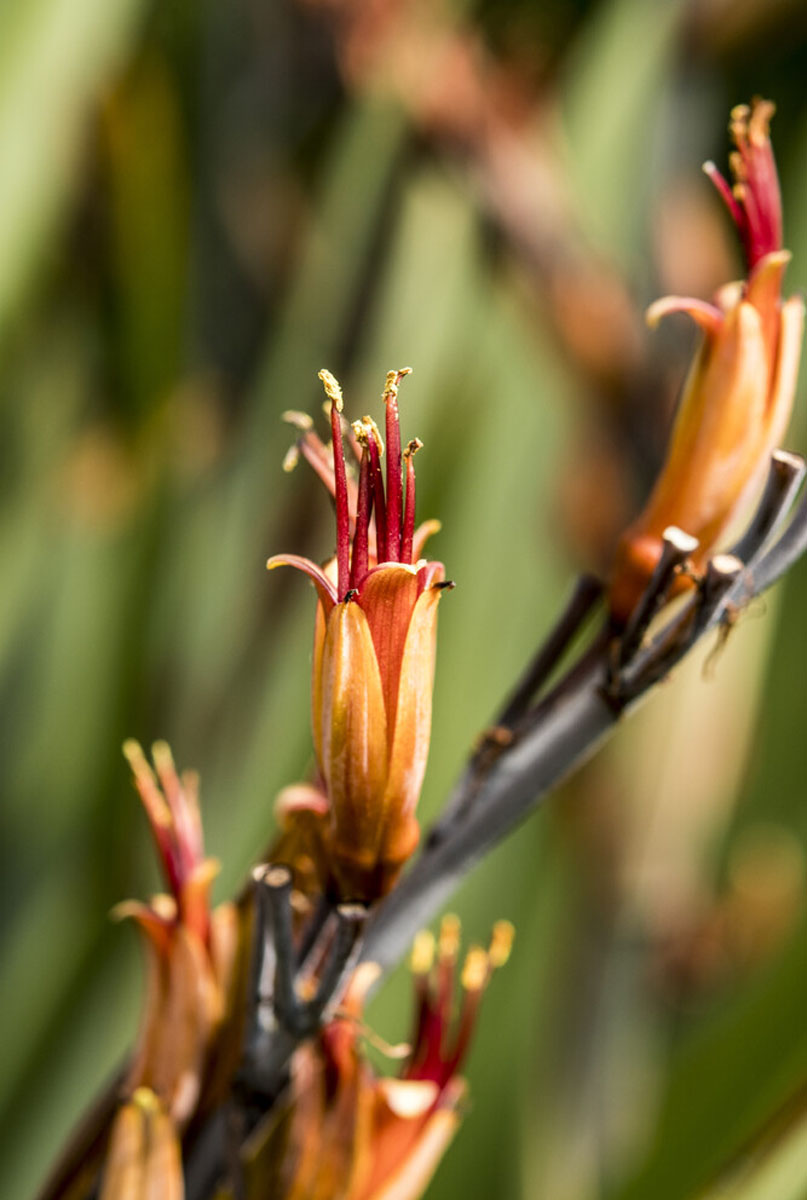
xmin=113 ymin=741 xmax=239 ymax=1125
xmin=609 ymin=99 xmax=804 ymax=625
xmin=238 ymin=916 xmax=514 ymax=1200
xmin=268 ymin=369 xmax=450 ymax=901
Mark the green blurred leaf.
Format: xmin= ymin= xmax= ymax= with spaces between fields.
xmin=0 ymin=0 xmax=148 ymax=345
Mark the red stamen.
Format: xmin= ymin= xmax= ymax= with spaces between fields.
xmin=123 ymin=741 xmax=184 ymax=901
xmin=366 ymin=430 xmax=387 ymax=563
xmin=350 ymin=449 xmax=373 ymax=590
xmin=703 ymin=162 xmax=744 ymax=230
xmin=709 ymin=101 xmax=783 ymax=272
xmin=330 ymin=400 xmax=351 ymax=600
xmin=401 ymin=440 xmax=421 ymax=565
xmin=444 ymin=985 xmax=484 ymax=1079
xmin=383 ymin=370 xmax=410 ymax=561
xmin=436 ymin=915 xmax=459 ymax=1047
xmin=407 ymin=992 xmax=443 ymax=1081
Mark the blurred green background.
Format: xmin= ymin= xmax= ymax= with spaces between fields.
xmin=2 ymin=0 xmax=807 ymax=1197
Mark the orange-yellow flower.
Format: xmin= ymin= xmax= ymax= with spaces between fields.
xmin=609 ymin=99 xmax=804 ymax=625
xmin=238 ymin=916 xmax=514 ymax=1200
xmin=114 ymin=741 xmax=239 ymax=1125
xmin=268 ymin=369 xmax=450 ymax=901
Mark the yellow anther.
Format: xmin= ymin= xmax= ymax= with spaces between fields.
xmin=489 ymin=920 xmax=515 ymax=969
xmin=318 ymin=368 xmax=343 ymax=412
xmin=749 ymin=99 xmax=775 ymax=145
xmin=122 ymin=738 xmax=151 ymax=779
xmin=439 ymin=913 xmax=461 ymax=961
xmin=352 ymin=416 xmax=384 ymax=455
xmin=382 ymin=367 xmax=412 ymax=401
xmin=411 ymin=929 xmax=436 ymax=976
xmin=461 ymin=946 xmax=490 ymax=992
xmin=729 ymin=150 xmax=746 ymax=182
xmin=131 ymin=1087 xmax=161 ymax=1113
xmin=282 ymin=445 xmax=300 ymax=473
xmin=404 ymin=438 xmax=423 ymax=458
xmin=151 ymin=740 xmax=175 ymax=775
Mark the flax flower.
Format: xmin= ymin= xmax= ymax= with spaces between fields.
xmin=609 ymin=99 xmax=804 ymax=624
xmin=236 ymin=916 xmax=514 ymax=1200
xmin=112 ymin=741 xmax=240 ymax=1125
xmin=268 ymin=369 xmax=450 ymax=901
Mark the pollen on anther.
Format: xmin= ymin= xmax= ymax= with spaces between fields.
xmin=352 ymin=416 xmax=384 ymax=455
xmin=489 ymin=920 xmax=515 ymax=969
xmin=318 ymin=368 xmax=344 ymax=412
xmin=411 ymin=929 xmax=436 ymax=976
xmin=461 ymin=947 xmax=490 ymax=992
xmin=439 ymin=914 xmax=461 ymax=961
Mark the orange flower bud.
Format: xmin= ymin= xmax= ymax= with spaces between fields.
xmin=609 ymin=100 xmax=804 ymax=625
xmin=269 ymin=370 xmax=450 ymax=900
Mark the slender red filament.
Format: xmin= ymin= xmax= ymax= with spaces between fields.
xmin=330 ymin=400 xmax=351 ymax=599
xmin=366 ymin=431 xmax=387 ymax=563
xmin=401 ymin=447 xmax=417 ymax=564
xmin=350 ymin=450 xmax=373 ymax=590
xmin=444 ymin=986 xmax=483 ymax=1079
xmin=385 ymin=387 xmax=403 ymax=561
xmin=704 ymin=163 xmax=744 ymax=231
xmin=406 ymin=982 xmax=446 ymax=1084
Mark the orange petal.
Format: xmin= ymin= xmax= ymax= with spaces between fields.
xmin=311 ymin=598 xmax=328 ymax=771
xmin=746 ymin=249 xmax=791 ymax=356
xmin=411 ymin=519 xmax=441 ymax=561
xmin=362 ymin=1078 xmax=466 ymax=1200
xmin=180 ymin=856 xmax=219 ymax=945
xmin=319 ymin=601 xmax=388 ymax=870
xmin=112 ymin=900 xmax=174 ymax=959
xmin=640 ymin=299 xmax=769 ymax=546
xmin=765 ymin=294 xmax=805 ymax=448
xmin=380 ymin=584 xmax=442 ymax=867
xmin=275 ymin=782 xmax=330 ymax=823
xmin=356 ymin=565 xmax=420 ymax=744
xmin=267 ymin=553 xmax=338 ymax=613
xmin=209 ymin=901 xmax=240 ymax=1000
xmin=646 ymin=295 xmax=724 ymax=336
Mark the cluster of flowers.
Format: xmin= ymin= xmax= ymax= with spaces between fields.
xmin=79 ymin=98 xmax=801 ymax=1200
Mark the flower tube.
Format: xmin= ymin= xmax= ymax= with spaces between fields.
xmin=268 ymin=369 xmax=450 ymax=901
xmin=609 ymin=99 xmax=804 ymax=625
